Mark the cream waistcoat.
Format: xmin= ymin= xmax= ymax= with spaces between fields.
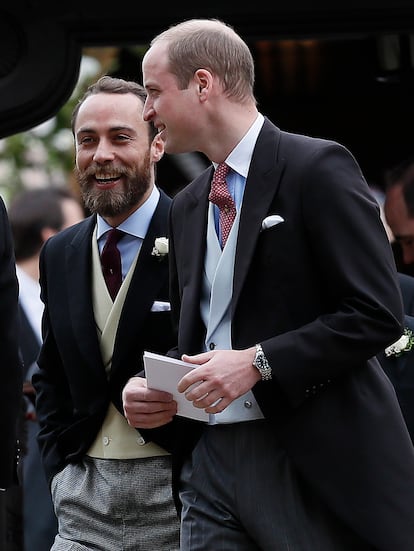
xmin=87 ymin=227 xmax=169 ymax=459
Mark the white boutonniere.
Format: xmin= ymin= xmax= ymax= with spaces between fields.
xmin=151 ymin=237 xmax=168 ymax=260
xmin=385 ymin=327 xmax=414 ymax=357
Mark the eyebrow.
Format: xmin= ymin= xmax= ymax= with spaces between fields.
xmin=76 ymin=125 xmax=136 ymax=135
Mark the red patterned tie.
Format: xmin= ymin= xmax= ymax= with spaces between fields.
xmin=100 ymin=228 xmax=125 ymax=300
xmin=208 ymin=163 xmax=236 ymax=248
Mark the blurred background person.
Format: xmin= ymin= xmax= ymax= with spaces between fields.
xmin=369 ymin=181 xmax=414 ymax=315
xmin=369 ymin=180 xmax=414 ymax=452
xmin=384 ymin=156 xmax=414 ymax=275
xmin=8 ymin=187 xmax=84 ymax=551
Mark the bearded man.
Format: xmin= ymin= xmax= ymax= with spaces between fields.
xmin=32 ymin=76 xmax=180 ymax=551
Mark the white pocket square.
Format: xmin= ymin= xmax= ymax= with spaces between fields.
xmin=261 ymin=215 xmax=285 ymax=231
xmin=151 ymin=301 xmax=171 ymax=312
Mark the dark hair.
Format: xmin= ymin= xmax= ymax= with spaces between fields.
xmin=385 ymin=157 xmax=414 ymax=187
xmin=8 ymin=187 xmax=80 ymax=260
xmin=71 ymin=75 xmax=157 ymax=140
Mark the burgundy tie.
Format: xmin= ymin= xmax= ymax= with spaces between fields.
xmin=208 ymin=162 xmax=236 ymax=248
xmin=100 ymin=228 xmax=125 ymax=300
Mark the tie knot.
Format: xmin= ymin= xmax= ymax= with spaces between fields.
xmin=214 ymin=162 xmax=230 ymax=182
xmin=103 ymin=228 xmax=124 ymax=250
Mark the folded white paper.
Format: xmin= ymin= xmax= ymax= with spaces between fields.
xmin=144 ymin=351 xmax=209 ymax=422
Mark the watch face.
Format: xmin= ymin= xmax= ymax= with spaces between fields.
xmin=256 ymin=352 xmax=265 ymax=367
xmin=254 ymin=346 xmax=272 ymax=380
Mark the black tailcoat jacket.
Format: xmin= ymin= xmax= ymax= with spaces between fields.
xmin=33 ymin=190 xmax=179 ymax=487
xmin=167 ymin=119 xmax=414 ymax=549
xmin=0 ymin=197 xmax=23 ymax=488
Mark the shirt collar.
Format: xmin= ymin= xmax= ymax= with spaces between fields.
xmin=213 ymin=113 xmax=264 ymax=178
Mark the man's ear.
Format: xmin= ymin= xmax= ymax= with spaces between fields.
xmin=194 ymin=69 xmax=212 ymax=97
xmin=151 ymin=133 xmax=165 ymax=163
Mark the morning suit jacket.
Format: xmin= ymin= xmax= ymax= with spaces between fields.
xmin=33 ymin=189 xmax=178 ymax=486
xmin=0 ymin=197 xmax=23 ymax=488
xmin=168 ymin=118 xmax=414 ymax=549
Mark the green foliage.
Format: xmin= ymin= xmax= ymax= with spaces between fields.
xmin=0 ymin=54 xmax=104 ymax=205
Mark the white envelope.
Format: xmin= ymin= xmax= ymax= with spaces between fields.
xmin=144 ymin=351 xmax=209 ymax=422
xmin=261 ymin=214 xmax=285 ymax=230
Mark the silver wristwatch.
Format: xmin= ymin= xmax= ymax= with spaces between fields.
xmin=253 ymin=344 xmax=272 ymax=381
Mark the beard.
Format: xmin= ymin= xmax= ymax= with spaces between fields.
xmin=75 ymin=151 xmax=152 ymax=217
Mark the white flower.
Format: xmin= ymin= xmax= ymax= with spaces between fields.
xmin=151 ymin=237 xmax=168 ymax=260
xmin=385 ymin=328 xmax=414 ymax=357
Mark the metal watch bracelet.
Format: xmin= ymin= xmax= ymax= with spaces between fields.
xmin=253 ymin=344 xmax=272 ymax=381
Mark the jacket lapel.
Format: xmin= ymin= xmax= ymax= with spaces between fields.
xmin=65 ymin=192 xmax=172 ymax=377
xmin=174 ymin=121 xmax=287 ymax=338
xmin=113 ymin=190 xmax=171 ymax=370
xmin=176 ymin=169 xmax=212 ymax=340
xmin=66 ymin=215 xmax=104 ymax=374
xmin=233 ymin=120 xmax=286 ymax=308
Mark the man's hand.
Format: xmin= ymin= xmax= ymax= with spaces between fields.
xmin=122 ymin=376 xmax=177 ymax=429
xmin=178 ymin=347 xmax=260 ymax=414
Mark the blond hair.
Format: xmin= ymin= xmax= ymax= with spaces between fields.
xmin=151 ymin=18 xmax=256 ymax=103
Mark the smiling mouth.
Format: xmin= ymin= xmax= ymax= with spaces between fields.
xmin=96 ymin=176 xmax=119 ymax=183
xmin=93 ymin=174 xmax=123 ymax=190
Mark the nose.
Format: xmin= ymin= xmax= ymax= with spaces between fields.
xmin=92 ymin=139 xmax=115 ymax=163
xmin=143 ymin=98 xmax=154 ymax=122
